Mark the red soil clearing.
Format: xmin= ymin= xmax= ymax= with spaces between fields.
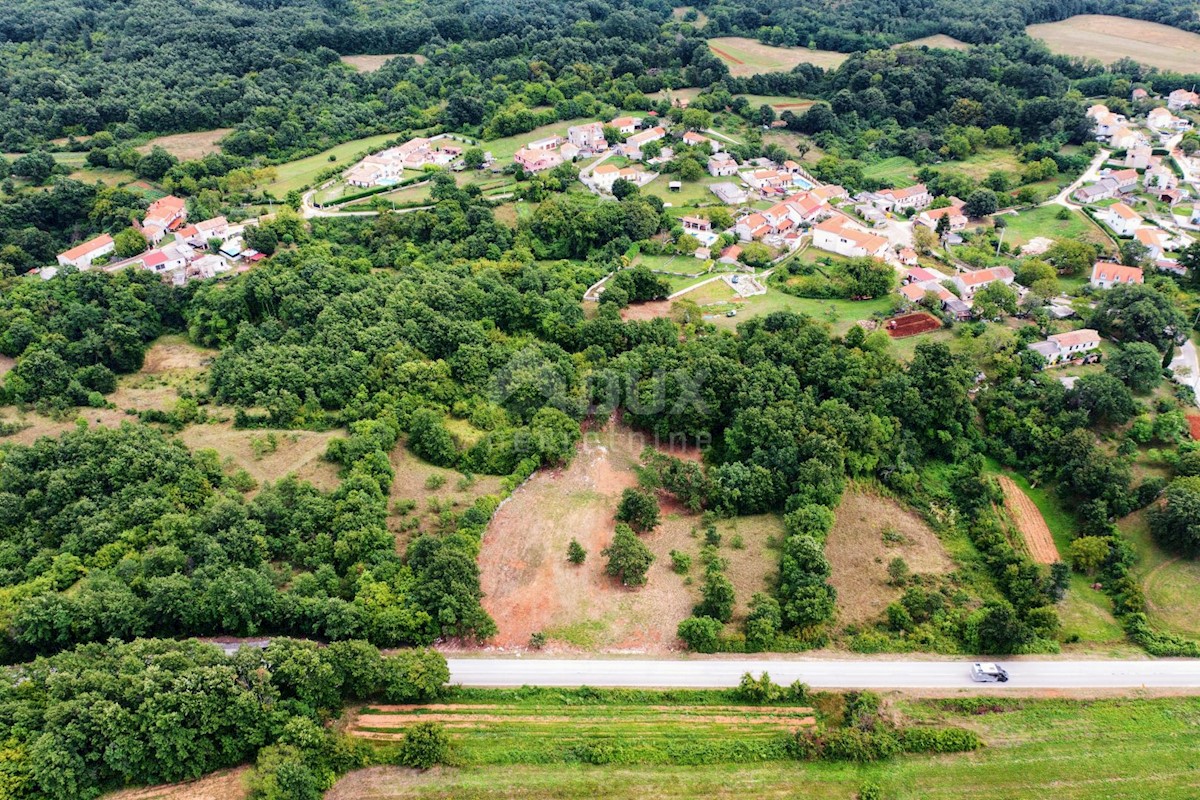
xmin=710 ymin=45 xmax=746 ymax=65
xmin=885 ymin=312 xmax=941 ymax=338
xmin=1188 ymin=415 xmax=1200 ymax=440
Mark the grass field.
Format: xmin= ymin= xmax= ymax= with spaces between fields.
xmin=1028 ymin=15 xmax=1200 ymax=72
xmin=735 ymin=94 xmax=816 ymax=113
xmin=863 ymin=156 xmax=919 ymax=187
xmin=671 ymin=5 xmax=707 ymax=27
xmin=707 ymin=37 xmax=848 ymax=76
xmin=1000 ymin=205 xmax=1110 ymax=248
xmin=137 ymin=129 xmax=231 ymax=160
xmin=340 ymin=53 xmax=426 ymax=71
xmin=643 ymin=174 xmax=726 ymax=207
xmin=263 ymin=133 xmax=404 ymax=196
xmin=935 ymin=148 xmax=1023 ymax=182
xmin=709 ymin=290 xmax=897 ymax=336
xmin=327 ymin=695 xmax=1200 ymax=800
xmin=1120 ymin=509 xmax=1200 ymax=639
xmin=895 ymin=34 xmax=970 ymax=51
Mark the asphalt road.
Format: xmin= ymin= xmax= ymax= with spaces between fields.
xmin=447 ymin=658 xmax=1200 ymax=690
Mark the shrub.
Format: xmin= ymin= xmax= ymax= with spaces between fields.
xmin=677 ymin=615 xmax=722 ymax=652
xmin=602 ymin=524 xmax=654 ymax=587
xmin=897 ymin=726 xmax=982 ymax=754
xmin=616 ymin=487 xmax=661 ymax=532
xmin=669 ymin=549 xmax=692 ymax=574
xmin=567 ymin=538 xmax=587 ymax=565
xmin=397 ymin=722 xmax=450 ymax=769
xmin=380 ymin=648 xmax=450 ymax=703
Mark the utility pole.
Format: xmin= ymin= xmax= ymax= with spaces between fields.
xmin=995 ymin=224 xmax=1006 ymax=258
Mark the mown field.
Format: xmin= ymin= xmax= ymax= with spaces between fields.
xmin=1027 ymin=15 xmax=1200 ymax=72
xmin=707 ymin=37 xmax=848 ymax=75
xmin=327 ymin=694 xmax=1200 ymax=800
xmin=1000 ymin=205 xmax=1110 ymax=248
xmin=895 ymin=34 xmax=970 ymax=51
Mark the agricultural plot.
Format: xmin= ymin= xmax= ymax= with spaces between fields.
xmin=476 ymin=425 xmax=780 ymax=651
xmin=895 ymin=34 xmax=970 ymax=50
xmin=1028 ymin=15 xmax=1200 ymax=72
xmin=707 ymin=37 xmax=848 ymax=76
xmin=137 ymin=129 xmax=232 ymax=160
xmin=709 ymin=292 xmax=897 ymax=336
xmin=862 ymin=155 xmax=919 ymax=187
xmin=262 ymin=133 xmax=404 ymax=197
xmin=339 ymin=53 xmax=426 ymax=71
xmin=997 ymin=476 xmax=1060 ymax=564
xmin=825 ymin=488 xmax=955 ymax=626
xmin=886 ymin=313 xmax=942 ymax=338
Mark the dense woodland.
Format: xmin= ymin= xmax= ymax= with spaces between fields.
xmin=4 ymin=0 xmax=1200 ymax=797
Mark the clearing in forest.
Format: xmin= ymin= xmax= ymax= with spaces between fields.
xmin=386 ymin=439 xmax=505 ymax=545
xmin=825 ymin=488 xmax=954 ymax=626
xmin=475 ymin=424 xmax=780 ymax=652
xmin=895 ymin=34 xmax=970 ymax=50
xmin=1027 ymin=15 xmax=1200 ymax=72
xmin=707 ymin=37 xmax=848 ymax=76
xmin=137 ymin=129 xmax=232 ymax=161
xmin=997 ymin=476 xmax=1061 ymax=564
xmin=339 ymin=53 xmax=426 ymax=71
xmin=100 ymin=767 xmax=250 ymax=800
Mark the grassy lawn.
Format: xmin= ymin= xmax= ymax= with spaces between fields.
xmin=644 ymin=175 xmax=728 ymax=208
xmin=736 ymin=94 xmax=816 ymax=112
xmin=935 ymin=148 xmax=1023 ymax=181
xmin=1001 ymin=205 xmax=1109 ymax=247
xmin=482 ymin=118 xmax=594 ymax=161
xmin=336 ymin=695 xmax=1200 ymax=799
xmin=263 ymin=133 xmax=405 ymax=197
xmin=1119 ymin=509 xmax=1200 ymax=639
xmin=863 ymin=156 xmax=919 ymax=187
xmin=678 ymin=278 xmax=736 ymax=305
xmin=635 ymin=253 xmax=707 ymax=275
xmin=709 ymin=291 xmax=897 ymax=335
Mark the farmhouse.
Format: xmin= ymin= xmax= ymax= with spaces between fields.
xmin=708 ymin=152 xmax=739 ymax=177
xmin=1074 ymin=177 xmax=1121 ymax=203
xmin=514 ymin=146 xmax=564 ymax=174
xmin=719 ymin=244 xmax=743 ymax=265
xmin=1148 ymin=107 xmax=1191 ymax=131
xmin=56 ymin=234 xmax=114 ymax=269
xmin=1134 ymin=226 xmax=1172 ymax=259
xmin=567 ymin=122 xmax=607 ymax=151
xmin=734 ymin=212 xmax=771 ymax=241
xmin=682 ymin=131 xmax=720 ymax=153
xmin=811 ymin=215 xmax=889 ymax=258
xmin=744 ymin=168 xmax=791 ymax=192
xmin=140 ymin=243 xmax=191 ymax=275
xmin=1104 ymin=168 xmax=1140 ymax=190
xmin=610 ymin=116 xmax=642 ymax=135
xmin=1168 ymin=89 xmax=1200 ymax=110
xmin=188 ymin=216 xmax=229 ymax=245
xmin=916 ymin=203 xmax=967 ymax=232
xmin=143 ymin=195 xmax=187 ymax=231
xmin=623 ymin=126 xmax=667 ymax=159
xmin=1125 ymin=145 xmax=1153 ymax=170
xmin=591 ymin=164 xmax=650 ymax=192
xmin=1090 ymin=261 xmax=1144 ymax=289
xmin=898 ymin=247 xmax=918 ymax=266
xmin=952 ymin=266 xmax=1014 ymax=298
xmin=1028 ymin=329 xmax=1102 ymax=366
xmin=710 ymin=181 xmax=748 ymax=204
xmin=344 ymin=137 xmax=464 ymax=187
xmin=1096 ymin=202 xmax=1142 ymax=236
xmin=1109 ymin=127 xmax=1145 ymax=150
xmin=872 ymin=183 xmax=931 ymax=212
xmin=810 ymin=184 xmax=847 ymax=203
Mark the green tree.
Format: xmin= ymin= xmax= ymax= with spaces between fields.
xmin=602 ymin=523 xmax=654 ymax=587
xmin=1150 ymin=477 xmax=1200 ymax=557
xmin=1107 ymin=342 xmax=1164 ymax=392
xmin=695 ymin=567 xmax=735 ymax=622
xmin=971 ymin=281 xmax=1018 ymax=319
xmin=380 ymin=649 xmax=450 ymax=703
xmin=1069 ymin=373 xmax=1137 ymax=426
xmin=1068 ymin=536 xmax=1111 ymax=574
xmin=567 ymin=538 xmax=586 ymax=565
xmin=397 ymin=722 xmax=450 ymax=769
xmin=615 ymin=487 xmax=660 ymax=532
xmin=963 ymin=188 xmax=999 ymax=218
xmin=1045 ymin=239 xmax=1098 ymax=276
xmin=463 ymin=148 xmax=486 ymax=169
xmin=408 ymin=409 xmax=458 ymax=467
xmin=113 ymin=226 xmax=148 ymax=258
xmin=677 ymin=615 xmax=722 ymax=652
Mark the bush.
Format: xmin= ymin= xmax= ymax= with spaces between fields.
xmin=397 ymin=722 xmax=450 ymax=769
xmin=897 ymin=726 xmax=982 ymax=753
xmin=380 ymin=648 xmax=450 ymax=703
xmin=567 ymin=538 xmax=587 ymax=565
xmin=677 ymin=615 xmax=723 ymax=652
xmin=615 ymin=487 xmax=661 ymax=532
xmin=602 ymin=524 xmax=654 ymax=587
xmin=670 ymin=549 xmax=692 ymax=574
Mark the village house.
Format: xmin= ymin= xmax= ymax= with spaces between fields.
xmin=559 ymin=142 xmax=580 ymax=161
xmin=1132 ymin=87 xmax=1149 ymax=101
xmin=1134 ymin=226 xmax=1172 ymax=260
xmin=898 ymin=247 xmax=918 ymax=266
xmin=871 ymin=183 xmax=931 ymax=212
xmin=710 ymin=181 xmax=748 ymax=205
xmin=719 ymin=244 xmax=743 ymax=265
xmin=515 ymin=146 xmax=564 ymax=174
xmin=610 ymin=116 xmax=642 ymax=135
xmin=1168 ymin=89 xmax=1200 ymax=110
xmin=1109 ymin=127 xmax=1145 ymax=150
xmin=623 ymin=126 xmax=667 ymax=160
xmin=899 ymin=279 xmax=970 ymax=319
xmin=708 ymin=152 xmax=739 ymax=177
xmin=567 ymin=122 xmax=607 ymax=151
xmin=1089 ymin=106 xmax=1127 ymax=138
xmin=590 ymin=164 xmax=649 ymax=192
xmin=743 ymin=168 xmax=791 ymax=193
xmin=916 ymin=201 xmax=968 ymax=232
xmin=1096 ymin=202 xmax=1143 ymax=237
xmin=1074 ymin=177 xmax=1122 ymax=204
xmin=56 ymin=234 xmax=114 ymax=269
xmin=140 ymin=243 xmax=192 ymax=275
xmin=1105 ymin=168 xmax=1140 ymax=191
xmin=1148 ymin=107 xmax=1191 ymax=132
xmin=1145 ymin=162 xmax=1178 ymax=191
xmin=952 ymin=266 xmax=1014 ymax=298
xmin=682 ymin=131 xmax=720 ymax=153
xmin=810 ymin=184 xmax=847 ymax=203
xmin=344 ymin=137 xmax=464 ymax=187
xmin=184 ymin=216 xmax=230 ymax=246
xmin=1090 ymin=261 xmax=1144 ymax=289
xmin=680 ymin=215 xmax=714 ymax=238
xmin=811 ymin=215 xmax=890 ymax=259
xmin=143 ymin=195 xmax=187 ymax=231
xmin=1028 ymin=329 xmax=1102 ymax=366
xmin=1125 ymin=145 xmax=1153 ymax=170
xmin=733 ymin=212 xmax=771 ymax=241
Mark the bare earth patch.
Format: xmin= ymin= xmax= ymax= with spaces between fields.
xmin=101 ymin=768 xmax=250 ymax=800
xmin=176 ymin=424 xmax=344 ymax=495
xmin=619 ymin=299 xmax=676 ymax=322
xmin=474 ymin=425 xmax=779 ymax=653
xmin=825 ymin=488 xmax=954 ymax=627
xmin=895 ymin=34 xmax=970 ymax=50
xmin=141 ymin=336 xmax=218 ymax=374
xmin=137 ymin=129 xmax=232 ymax=160
xmin=997 ymin=476 xmax=1061 ymax=564
xmin=0 ymin=354 xmax=13 ymax=378
xmin=1028 ymin=15 xmax=1200 ymax=72
xmin=340 ymin=53 xmax=426 ymax=71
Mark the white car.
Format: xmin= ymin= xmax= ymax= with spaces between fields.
xmin=970 ymin=662 xmax=1009 ymax=683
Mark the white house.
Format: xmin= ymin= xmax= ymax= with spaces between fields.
xmin=143 ymin=196 xmax=187 ymax=231
xmin=811 ymin=215 xmax=890 ymax=258
xmin=1090 ymin=261 xmax=1144 ymax=289
xmin=1096 ymin=202 xmax=1143 ymax=236
xmin=1125 ymin=145 xmax=1153 ymax=170
xmin=916 ymin=203 xmax=968 ymax=232
xmin=610 ymin=116 xmax=642 ymax=135
xmin=1028 ymin=329 xmax=1102 ymax=365
xmin=590 ymin=164 xmax=649 ymax=193
xmin=1134 ymin=226 xmax=1171 ymax=260
xmin=682 ymin=131 xmax=720 ymax=153
xmin=141 ymin=244 xmax=191 ymax=274
xmin=707 ymin=152 xmax=738 ymax=177
xmin=567 ymin=122 xmax=607 ymax=151
xmin=872 ymin=183 xmax=931 ymax=212
xmin=710 ymin=182 xmax=747 ymax=205
xmin=623 ymin=127 xmax=667 ymax=160
xmin=1148 ymin=107 xmax=1191 ymax=131
xmin=952 ymin=266 xmax=1014 ymax=298
xmin=56 ymin=234 xmax=114 ymax=269
xmin=1105 ymin=168 xmax=1140 ymax=191
xmin=1168 ymin=89 xmax=1200 ymax=111
xmin=1109 ymin=127 xmax=1145 ymax=150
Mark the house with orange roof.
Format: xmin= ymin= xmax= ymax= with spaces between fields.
xmin=708 ymin=152 xmax=738 ymax=177
xmin=916 ymin=204 xmax=967 ymax=232
xmin=952 ymin=266 xmax=1014 ymax=298
xmin=1028 ymin=329 xmax=1102 ymax=366
xmin=610 ymin=116 xmax=642 ymax=135
xmin=810 ymin=184 xmax=847 ymax=202
xmin=143 ymin=195 xmax=187 ymax=231
xmin=515 ymin=146 xmax=564 ymax=174
xmin=623 ymin=126 xmax=667 ymax=160
xmin=56 ymin=234 xmax=115 ymax=269
xmin=567 ymin=122 xmax=607 ymax=151
xmin=812 ymin=215 xmax=890 ymax=259
xmin=733 ymin=212 xmax=771 ymax=241
xmin=1096 ymin=202 xmax=1142 ymax=237
xmin=682 ymin=131 xmax=719 ymax=153
xmin=1134 ymin=227 xmax=1171 ymax=260
xmin=873 ymin=183 xmax=931 ymax=212
xmin=1168 ymin=89 xmax=1200 ymax=110
xmin=1090 ymin=261 xmax=1144 ymax=289
xmin=898 ymin=247 xmax=918 ymax=266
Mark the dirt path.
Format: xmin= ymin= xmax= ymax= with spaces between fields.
xmin=997 ymin=476 xmax=1061 ymax=564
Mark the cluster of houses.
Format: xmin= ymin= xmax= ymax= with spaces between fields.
xmin=53 ymin=195 xmax=256 ymax=285
xmin=345 ymin=135 xmax=469 ymax=188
